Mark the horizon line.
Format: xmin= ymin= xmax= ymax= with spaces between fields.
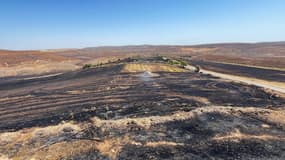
xmin=1 ymin=40 xmax=285 ymax=51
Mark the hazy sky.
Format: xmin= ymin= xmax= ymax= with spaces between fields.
xmin=1 ymin=0 xmax=285 ymax=50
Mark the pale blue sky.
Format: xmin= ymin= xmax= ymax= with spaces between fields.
xmin=0 ymin=0 xmax=285 ymax=50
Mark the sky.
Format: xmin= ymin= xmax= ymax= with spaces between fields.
xmin=0 ymin=0 xmax=285 ymax=50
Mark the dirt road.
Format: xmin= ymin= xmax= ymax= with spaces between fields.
xmin=201 ymin=69 xmax=285 ymax=94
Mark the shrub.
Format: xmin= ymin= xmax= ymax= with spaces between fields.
xmin=82 ymin=64 xmax=92 ymax=69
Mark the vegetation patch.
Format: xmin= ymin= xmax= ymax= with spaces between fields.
xmin=122 ymin=63 xmax=187 ymax=73
xmin=82 ymin=64 xmax=92 ymax=69
xmin=159 ymin=56 xmax=188 ymax=67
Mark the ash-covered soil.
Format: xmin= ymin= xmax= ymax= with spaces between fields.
xmin=0 ymin=62 xmax=285 ymax=160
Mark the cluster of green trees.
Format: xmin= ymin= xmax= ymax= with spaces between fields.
xmin=167 ymin=59 xmax=188 ymax=67
xmin=82 ymin=64 xmax=92 ymax=69
xmin=159 ymin=56 xmax=188 ymax=67
xmin=82 ymin=63 xmax=104 ymax=69
xmin=82 ymin=58 xmax=124 ymax=69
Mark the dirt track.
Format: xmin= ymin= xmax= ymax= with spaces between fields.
xmin=200 ymin=69 xmax=285 ymax=94
xmin=190 ymin=60 xmax=285 ymax=83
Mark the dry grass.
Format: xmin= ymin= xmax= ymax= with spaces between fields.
xmin=0 ymin=61 xmax=79 ymax=78
xmin=31 ymin=140 xmax=97 ymax=160
xmin=96 ymin=136 xmax=130 ymax=159
xmin=213 ymin=128 xmax=285 ymax=142
xmin=145 ymin=141 xmax=184 ymax=147
xmin=122 ymin=63 xmax=187 ymax=73
xmin=0 ymin=154 xmax=10 ymax=160
xmin=2 ymin=106 xmax=285 ymax=159
xmin=66 ymin=90 xmax=92 ymax=95
xmin=92 ymin=111 xmax=196 ymax=130
xmin=0 ymin=122 xmax=81 ymax=160
xmin=91 ymin=106 xmax=285 ymax=131
xmin=192 ymin=54 xmax=285 ymax=69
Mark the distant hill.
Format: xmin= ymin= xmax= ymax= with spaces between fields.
xmin=1 ymin=41 xmax=285 ymax=77
xmin=190 ymin=42 xmax=285 ymax=57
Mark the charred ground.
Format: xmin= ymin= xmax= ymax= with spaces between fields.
xmin=1 ymin=57 xmax=285 ymax=159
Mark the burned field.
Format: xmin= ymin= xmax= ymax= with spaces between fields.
xmin=189 ymin=60 xmax=285 ymax=83
xmin=1 ymin=61 xmax=285 ymax=159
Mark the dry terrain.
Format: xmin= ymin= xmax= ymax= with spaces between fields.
xmin=1 ymin=43 xmax=285 ymax=159
xmin=1 ymin=42 xmax=285 ymax=77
